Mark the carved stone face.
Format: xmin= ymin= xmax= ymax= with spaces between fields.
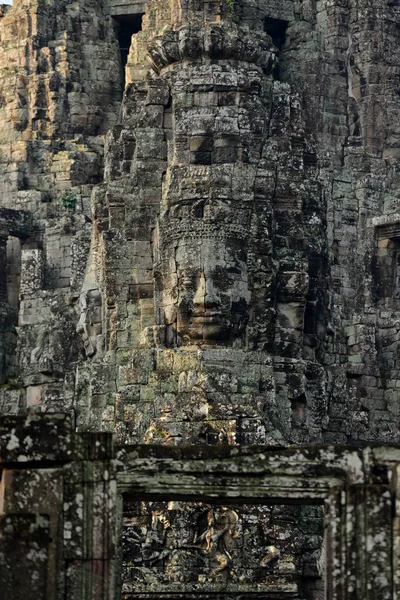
xmin=159 ymin=236 xmax=250 ymax=345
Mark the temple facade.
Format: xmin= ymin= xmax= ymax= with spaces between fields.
xmin=1 ymin=0 xmax=400 ymax=598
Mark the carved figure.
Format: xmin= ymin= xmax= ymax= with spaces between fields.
xmin=76 ymin=284 xmax=103 ymax=357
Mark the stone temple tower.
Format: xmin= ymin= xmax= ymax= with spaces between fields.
xmin=2 ymin=0 xmax=400 ymax=598
xmin=77 ymin=0 xmax=325 ymax=449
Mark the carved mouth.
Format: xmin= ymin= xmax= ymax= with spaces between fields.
xmin=192 ymin=312 xmax=225 ymax=324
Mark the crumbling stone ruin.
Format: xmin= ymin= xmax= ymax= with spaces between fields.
xmin=2 ymin=414 xmax=400 ymax=599
xmin=2 ymin=0 xmax=400 ymax=597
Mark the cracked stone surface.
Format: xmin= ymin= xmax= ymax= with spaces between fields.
xmin=1 ymin=0 xmax=400 ymax=597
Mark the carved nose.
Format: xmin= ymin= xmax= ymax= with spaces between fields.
xmin=193 ymin=274 xmax=220 ymax=310
xmin=193 ymin=275 xmax=205 ymax=307
xmin=204 ymin=277 xmax=220 ymax=308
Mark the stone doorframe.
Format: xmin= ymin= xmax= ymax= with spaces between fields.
xmin=0 ymin=207 xmax=33 ymax=383
xmin=117 ymin=444 xmax=400 ymax=600
xmin=1 ymin=414 xmax=400 ymax=600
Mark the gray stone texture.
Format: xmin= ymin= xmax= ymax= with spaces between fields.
xmin=1 ymin=0 xmax=400 ymax=597
xmin=2 ymin=414 xmax=400 ymax=600
xmin=0 ymin=414 xmax=117 ymax=600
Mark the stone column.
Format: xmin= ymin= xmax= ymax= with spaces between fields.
xmin=0 ymin=514 xmax=50 ymax=600
xmin=0 ymin=234 xmax=7 ymax=303
xmin=326 ymin=482 xmax=393 ymax=600
xmin=0 ymin=414 xmax=118 ymax=600
xmin=19 ymin=247 xmax=44 ymax=299
xmin=0 ymin=235 xmax=8 ymax=383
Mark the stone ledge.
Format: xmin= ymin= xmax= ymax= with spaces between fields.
xmin=105 ymin=0 xmax=147 ymax=16
xmin=0 ymin=413 xmax=114 ymax=464
xmin=0 ymin=207 xmax=32 ymax=239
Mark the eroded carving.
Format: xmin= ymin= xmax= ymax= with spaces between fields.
xmin=147 ymin=23 xmax=278 ymax=75
xmin=155 ymin=205 xmax=251 ymax=347
xmin=76 ymin=284 xmax=103 ymax=358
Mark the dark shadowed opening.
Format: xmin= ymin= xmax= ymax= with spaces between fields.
xmin=373 ymin=224 xmax=400 ymax=304
xmin=264 ymin=17 xmax=289 ymax=81
xmin=6 ymin=236 xmax=21 ymax=307
xmin=264 ymin=17 xmax=289 ymax=50
xmin=114 ymin=14 xmax=144 ymax=88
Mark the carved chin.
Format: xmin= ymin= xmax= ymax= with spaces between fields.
xmin=194 ymin=323 xmax=230 ymax=342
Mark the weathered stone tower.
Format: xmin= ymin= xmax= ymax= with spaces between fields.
xmin=2 ymin=0 xmax=400 ymax=598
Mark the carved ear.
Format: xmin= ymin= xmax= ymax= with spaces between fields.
xmin=230 ymin=299 xmax=249 ymax=338
xmin=166 ymin=324 xmax=177 ymax=347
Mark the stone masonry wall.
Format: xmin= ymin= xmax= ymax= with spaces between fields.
xmin=5 ymin=0 xmax=400 ymax=453
xmin=0 ymin=0 xmax=122 ymax=415
xmin=2 ymin=0 xmax=400 ymax=598
xmin=76 ymin=0 xmax=325 ymax=448
xmin=278 ymin=0 xmax=400 ymax=443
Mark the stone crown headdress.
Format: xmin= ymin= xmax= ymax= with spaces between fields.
xmin=158 ymin=218 xmax=250 ymax=241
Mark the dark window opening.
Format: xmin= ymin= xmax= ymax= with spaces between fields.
xmin=373 ymin=224 xmax=400 ymax=303
xmin=264 ymin=17 xmax=289 ymax=50
xmin=0 ymin=236 xmax=21 ymax=383
xmin=0 ymin=235 xmax=20 ymax=305
xmin=6 ymin=236 xmax=21 ymax=307
xmin=0 ymin=237 xmax=7 ymax=303
xmin=114 ymin=14 xmax=144 ymax=88
xmin=264 ymin=17 xmax=289 ymax=80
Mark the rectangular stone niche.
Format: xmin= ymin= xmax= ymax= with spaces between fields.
xmin=374 ymin=221 xmax=400 ymax=302
xmin=114 ymin=15 xmax=143 ymax=62
xmin=116 ymin=444 xmax=398 ymax=600
xmin=264 ymin=17 xmax=289 ymax=50
xmin=264 ymin=17 xmax=289 ymax=81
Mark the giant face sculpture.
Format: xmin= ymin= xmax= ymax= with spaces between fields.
xmin=156 ymin=210 xmax=251 ymax=346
